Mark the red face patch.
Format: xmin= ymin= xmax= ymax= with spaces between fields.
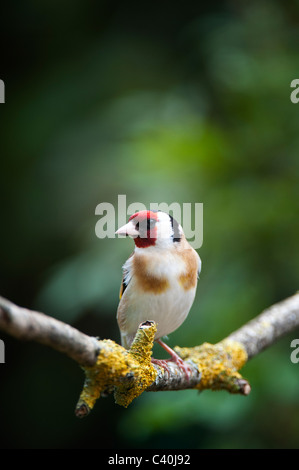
xmin=129 ymin=210 xmax=158 ymax=248
xmin=128 ymin=210 xmax=158 ymax=222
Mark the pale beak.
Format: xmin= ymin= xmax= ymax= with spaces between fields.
xmin=115 ymin=221 xmax=139 ymax=238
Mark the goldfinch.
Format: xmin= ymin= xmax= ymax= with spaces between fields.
xmin=115 ymin=210 xmax=201 ymax=377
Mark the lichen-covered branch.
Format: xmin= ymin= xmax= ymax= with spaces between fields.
xmin=76 ymin=321 xmax=202 ymax=417
xmin=76 ymin=322 xmax=158 ymax=416
xmin=0 ymin=292 xmax=298 ymax=416
xmin=174 ymin=340 xmax=250 ymax=395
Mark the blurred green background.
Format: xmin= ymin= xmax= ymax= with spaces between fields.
xmin=1 ymin=0 xmax=299 ymax=449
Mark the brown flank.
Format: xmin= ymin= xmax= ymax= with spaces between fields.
xmin=178 ymin=248 xmax=198 ymax=290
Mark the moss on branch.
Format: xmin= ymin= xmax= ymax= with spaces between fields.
xmin=1 ymin=293 xmax=298 ymax=417
xmin=75 ymin=321 xmax=158 ymax=417
xmin=75 ymin=322 xmax=250 ymax=418
xmin=175 ymin=340 xmax=250 ymax=395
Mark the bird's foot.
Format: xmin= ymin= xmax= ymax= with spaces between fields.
xmin=151 ymin=358 xmax=172 ymax=376
xmin=152 ymin=339 xmax=192 ymax=381
xmin=151 ymin=356 xmax=192 ymax=380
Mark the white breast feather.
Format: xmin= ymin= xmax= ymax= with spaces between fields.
xmin=118 ymin=248 xmax=200 ymax=348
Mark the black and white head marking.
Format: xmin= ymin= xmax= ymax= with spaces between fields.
xmin=168 ymin=214 xmax=182 ymax=243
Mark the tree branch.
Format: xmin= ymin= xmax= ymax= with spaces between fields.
xmin=0 ymin=296 xmax=100 ymax=366
xmin=0 ymin=292 xmax=298 ymax=417
xmin=226 ymin=292 xmax=299 ymax=359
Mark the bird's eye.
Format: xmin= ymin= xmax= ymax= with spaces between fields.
xmin=135 ymin=222 xmax=140 ymax=230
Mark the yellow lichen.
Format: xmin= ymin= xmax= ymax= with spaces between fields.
xmin=175 ymin=340 xmax=248 ymax=393
xmin=75 ymin=323 xmax=250 ymax=417
xmin=115 ymin=321 xmax=158 ymax=407
xmin=76 ymin=322 xmax=158 ymax=415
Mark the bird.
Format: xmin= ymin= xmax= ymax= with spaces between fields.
xmin=115 ymin=209 xmax=201 ymax=378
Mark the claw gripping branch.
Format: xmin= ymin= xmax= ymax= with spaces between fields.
xmin=75 ymin=321 xmax=250 ymax=417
